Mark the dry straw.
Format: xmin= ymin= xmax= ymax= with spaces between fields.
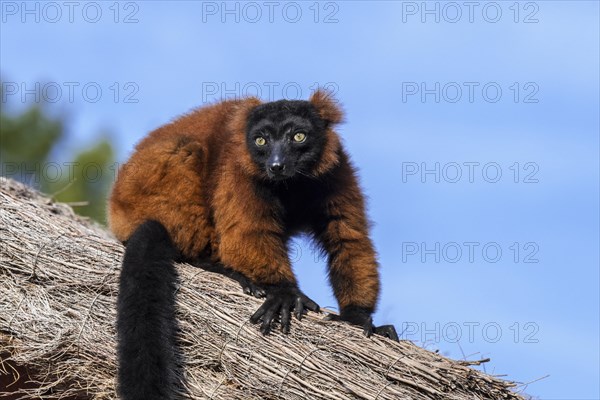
xmin=0 ymin=177 xmax=525 ymax=399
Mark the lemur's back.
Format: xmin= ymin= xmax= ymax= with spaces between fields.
xmin=108 ymin=98 xmax=257 ymax=258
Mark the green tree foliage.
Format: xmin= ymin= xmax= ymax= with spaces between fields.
xmin=44 ymin=139 xmax=115 ymax=224
xmin=1 ymin=97 xmax=115 ymax=224
xmin=0 ymin=106 xmax=63 ymax=169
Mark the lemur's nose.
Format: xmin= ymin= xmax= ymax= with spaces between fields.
xmin=269 ymin=163 xmax=285 ymax=173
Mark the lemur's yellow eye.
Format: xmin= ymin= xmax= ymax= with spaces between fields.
xmin=255 ymin=137 xmax=266 ymax=146
xmin=293 ymin=132 xmax=306 ymax=143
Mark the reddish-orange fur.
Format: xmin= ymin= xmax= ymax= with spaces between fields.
xmin=108 ymin=91 xmax=379 ymax=310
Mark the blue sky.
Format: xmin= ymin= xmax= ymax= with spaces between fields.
xmin=1 ymin=1 xmax=599 ymax=398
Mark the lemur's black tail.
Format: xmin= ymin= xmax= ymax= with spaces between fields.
xmin=117 ymin=220 xmax=180 ymax=400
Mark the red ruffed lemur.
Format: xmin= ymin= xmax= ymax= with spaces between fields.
xmin=110 ymin=90 xmax=398 ymax=399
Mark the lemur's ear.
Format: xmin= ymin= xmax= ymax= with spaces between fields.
xmin=309 ymin=89 xmax=344 ymax=127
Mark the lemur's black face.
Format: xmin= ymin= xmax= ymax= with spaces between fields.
xmin=246 ymin=100 xmax=327 ymax=181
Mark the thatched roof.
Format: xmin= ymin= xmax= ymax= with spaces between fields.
xmin=0 ymin=177 xmax=526 ymax=399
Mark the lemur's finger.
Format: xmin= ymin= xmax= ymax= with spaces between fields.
xmin=293 ymin=297 xmax=304 ymax=321
xmin=250 ymin=300 xmax=271 ymax=324
xmin=260 ymin=305 xmax=279 ymax=335
xmin=280 ymin=306 xmax=291 ymax=333
xmin=302 ymin=296 xmax=320 ymax=312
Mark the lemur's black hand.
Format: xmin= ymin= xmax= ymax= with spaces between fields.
xmin=325 ymin=306 xmax=399 ymax=342
xmin=373 ymin=325 xmax=399 ymax=341
xmin=250 ymin=283 xmax=319 ymax=334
